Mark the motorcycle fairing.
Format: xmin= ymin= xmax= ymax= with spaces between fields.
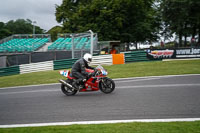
xmin=59 ymin=70 xmax=76 ymax=79
xmin=59 ymin=70 xmax=69 ymax=77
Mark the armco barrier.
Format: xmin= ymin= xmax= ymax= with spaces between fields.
xmin=124 ymin=51 xmax=150 ymax=63
xmin=20 ymin=61 xmax=53 ymax=74
xmin=53 ymin=58 xmax=78 ymax=70
xmin=0 ymin=65 xmax=20 ymax=77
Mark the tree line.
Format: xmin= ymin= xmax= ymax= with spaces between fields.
xmin=1 ymin=0 xmax=200 ymax=48
xmin=160 ymin=0 xmax=200 ymax=47
xmin=55 ymin=0 xmax=160 ymax=48
xmin=55 ymin=0 xmax=200 ymax=47
xmin=0 ymin=19 xmax=44 ymax=40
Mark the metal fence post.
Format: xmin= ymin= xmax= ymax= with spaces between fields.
xmin=89 ymin=30 xmax=94 ymax=55
xmin=71 ymin=34 xmax=74 ymax=59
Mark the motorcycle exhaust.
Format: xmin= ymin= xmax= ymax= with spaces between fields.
xmin=59 ymin=79 xmax=73 ymax=89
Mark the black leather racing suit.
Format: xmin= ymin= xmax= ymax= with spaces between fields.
xmin=71 ymin=58 xmax=94 ymax=84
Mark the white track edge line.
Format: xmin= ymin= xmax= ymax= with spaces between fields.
xmin=1 ymin=83 xmax=200 ymax=95
xmin=0 ymin=118 xmax=200 ymax=128
xmin=113 ymin=74 xmax=200 ymax=81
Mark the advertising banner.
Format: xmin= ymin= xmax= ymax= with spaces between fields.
xmin=146 ymin=49 xmax=175 ymax=59
xmin=176 ymin=48 xmax=200 ymax=58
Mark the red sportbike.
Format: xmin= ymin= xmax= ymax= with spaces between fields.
xmin=59 ymin=65 xmax=115 ymax=96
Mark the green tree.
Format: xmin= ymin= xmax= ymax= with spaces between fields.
xmin=0 ymin=22 xmax=12 ymax=39
xmin=160 ymin=0 xmax=200 ymax=47
xmin=0 ymin=19 xmax=45 ymax=40
xmin=6 ymin=19 xmax=44 ymax=34
xmin=47 ymin=26 xmax=63 ymax=41
xmin=188 ymin=1 xmax=200 ymax=43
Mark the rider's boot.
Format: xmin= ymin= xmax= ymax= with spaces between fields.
xmin=78 ymin=79 xmax=86 ymax=90
xmin=72 ymin=80 xmax=79 ymax=90
xmin=72 ymin=79 xmax=86 ymax=90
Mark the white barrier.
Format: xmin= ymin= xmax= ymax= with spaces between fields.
xmin=19 ymin=55 xmax=112 ymax=74
xmin=90 ymin=54 xmax=112 ymax=66
xmin=20 ymin=61 xmax=53 ymax=74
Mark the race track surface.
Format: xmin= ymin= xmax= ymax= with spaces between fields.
xmin=0 ymin=74 xmax=200 ymax=125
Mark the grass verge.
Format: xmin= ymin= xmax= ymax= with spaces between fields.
xmin=0 ymin=59 xmax=200 ymax=88
xmin=0 ymin=121 xmax=200 ymax=133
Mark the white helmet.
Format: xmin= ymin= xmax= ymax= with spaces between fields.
xmin=83 ymin=53 xmax=92 ymax=63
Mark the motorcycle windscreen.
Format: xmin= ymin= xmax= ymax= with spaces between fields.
xmin=96 ymin=65 xmax=108 ymax=75
xmin=101 ymin=70 xmax=108 ymax=75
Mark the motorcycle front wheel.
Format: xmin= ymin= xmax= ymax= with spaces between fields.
xmin=99 ymin=78 xmax=115 ymax=94
xmin=61 ymin=84 xmax=78 ymax=96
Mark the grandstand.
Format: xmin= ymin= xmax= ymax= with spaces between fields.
xmin=48 ymin=33 xmax=97 ymax=51
xmin=0 ymin=34 xmax=51 ymax=53
xmin=0 ymin=32 xmax=97 ymax=53
xmin=0 ymin=31 xmax=98 ymax=68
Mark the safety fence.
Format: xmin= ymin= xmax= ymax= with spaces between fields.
xmin=91 ymin=54 xmax=113 ymax=66
xmin=0 ymin=65 xmax=20 ymax=77
xmin=20 ymin=61 xmax=53 ymax=74
xmin=53 ymin=54 xmax=114 ymax=70
xmin=54 ymin=58 xmax=78 ymax=70
xmin=124 ymin=51 xmax=150 ymax=63
xmin=0 ymin=51 xmax=158 ymax=77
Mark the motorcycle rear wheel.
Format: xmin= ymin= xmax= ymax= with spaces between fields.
xmin=99 ymin=78 xmax=115 ymax=94
xmin=61 ymin=84 xmax=78 ymax=96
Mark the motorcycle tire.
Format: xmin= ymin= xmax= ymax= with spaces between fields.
xmin=99 ymin=78 xmax=115 ymax=94
xmin=61 ymin=83 xmax=78 ymax=96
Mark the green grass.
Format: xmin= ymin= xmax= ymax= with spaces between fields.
xmin=1 ymin=121 xmax=200 ymax=133
xmin=105 ymin=59 xmax=200 ymax=79
xmin=0 ymin=60 xmax=200 ymax=88
xmin=0 ymin=70 xmax=62 ymax=88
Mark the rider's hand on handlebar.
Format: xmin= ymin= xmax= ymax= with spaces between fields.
xmin=88 ymin=69 xmax=98 ymax=78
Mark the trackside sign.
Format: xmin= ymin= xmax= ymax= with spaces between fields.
xmin=176 ymin=48 xmax=200 ymax=58
xmin=146 ymin=49 xmax=175 ymax=59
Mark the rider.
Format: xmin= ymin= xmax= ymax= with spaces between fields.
xmin=71 ymin=53 xmax=95 ymax=90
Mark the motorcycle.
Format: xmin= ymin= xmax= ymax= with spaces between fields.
xmin=59 ymin=65 xmax=115 ymax=96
